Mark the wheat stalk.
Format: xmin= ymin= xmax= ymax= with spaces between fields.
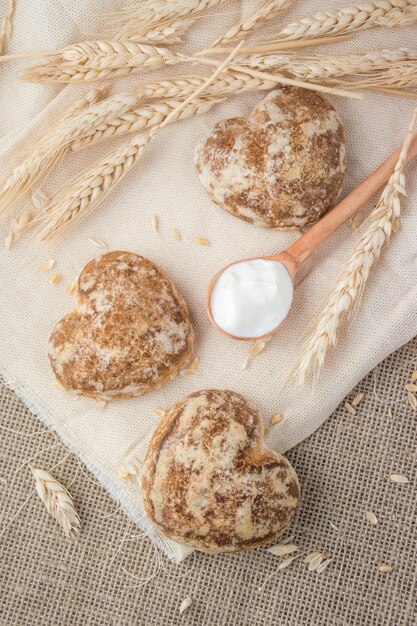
xmin=70 ymin=96 xmax=222 ymax=152
xmin=0 ymin=89 xmax=136 ymax=217
xmin=209 ymin=0 xmax=293 ymax=49
xmin=0 ymin=0 xmax=15 ymax=54
xmin=258 ymin=0 xmax=417 ymax=43
xmin=290 ymin=108 xmax=417 ymax=387
xmin=136 ymin=70 xmax=277 ymax=100
xmin=22 ymin=41 xmax=188 ymax=83
xmin=37 ymin=42 xmax=243 ymax=242
xmin=239 ymin=48 xmax=417 ymax=79
xmin=29 ymin=465 xmax=80 ymax=538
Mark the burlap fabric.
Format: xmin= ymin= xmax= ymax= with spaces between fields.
xmin=1 ymin=337 xmax=416 ymax=626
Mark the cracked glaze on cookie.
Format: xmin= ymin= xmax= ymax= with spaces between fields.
xmin=195 ymin=87 xmax=346 ymax=229
xmin=49 ymin=251 xmax=194 ymax=400
xmin=142 ymin=389 xmax=300 ymax=552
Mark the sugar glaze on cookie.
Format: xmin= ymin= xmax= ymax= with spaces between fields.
xmin=142 ymin=389 xmax=300 ymax=552
xmin=49 ymin=252 xmax=194 ymax=400
xmin=195 ymin=87 xmax=346 ymax=230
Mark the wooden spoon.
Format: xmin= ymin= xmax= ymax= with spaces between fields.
xmin=207 ymin=132 xmax=417 ymax=341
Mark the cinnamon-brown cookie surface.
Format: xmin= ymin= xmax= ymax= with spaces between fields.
xmin=49 ymin=251 xmax=194 ymax=400
xmin=195 ymin=87 xmax=346 ymax=230
xmin=142 ymin=389 xmax=300 ymax=553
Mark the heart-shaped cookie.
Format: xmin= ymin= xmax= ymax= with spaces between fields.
xmin=49 ymin=251 xmax=194 ymax=400
xmin=142 ymin=389 xmax=300 ymax=552
xmin=195 ymin=86 xmax=346 ymax=230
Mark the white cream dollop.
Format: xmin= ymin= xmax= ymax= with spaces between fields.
xmin=210 ymin=259 xmax=293 ymax=339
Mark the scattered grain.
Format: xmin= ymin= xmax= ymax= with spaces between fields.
xmin=151 ymin=214 xmax=159 ymax=233
xmin=49 ymin=273 xmax=62 ymax=285
xmin=277 ymin=555 xmax=298 ymax=570
xmin=344 ymin=402 xmax=356 ymax=415
xmin=155 ymin=408 xmax=166 ymax=418
xmin=408 ymin=391 xmax=417 ymax=409
xmin=308 ymin=553 xmax=324 ymax=571
xmin=405 ymin=383 xmax=417 ymax=392
xmin=267 ymin=543 xmax=299 ymax=557
xmin=316 ymin=558 xmax=334 ymax=574
xmin=305 ymin=551 xmax=321 ymax=564
xmin=350 ymin=211 xmax=365 ymax=230
xmin=119 ymin=463 xmax=139 ymax=480
xmin=88 ymin=236 xmax=108 ymax=250
xmin=378 ymin=564 xmax=393 ymax=573
xmin=195 ymin=236 xmax=209 ymax=246
xmin=179 ymin=596 xmax=193 ymax=615
xmin=390 ymin=473 xmax=409 ymax=484
xmin=241 ymin=356 xmax=250 ymax=370
xmin=170 ymin=228 xmax=182 ymax=241
xmin=180 ymin=358 xmax=199 ymax=377
xmin=270 ymin=412 xmax=284 ymax=426
xmin=96 ymin=400 xmax=107 ymax=411
xmin=66 ymin=281 xmax=76 ymax=294
xmin=250 ymin=341 xmax=266 ymax=357
xmin=411 ymin=370 xmax=417 ymax=382
xmin=366 ymin=510 xmax=378 ymax=525
xmin=40 ymin=259 xmax=55 ymax=272
xmin=352 ymin=392 xmax=364 ymax=407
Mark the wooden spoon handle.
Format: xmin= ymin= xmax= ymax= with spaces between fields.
xmin=283 ymin=132 xmax=417 ymax=267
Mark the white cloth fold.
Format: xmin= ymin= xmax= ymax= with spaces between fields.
xmin=0 ymin=0 xmax=416 ymax=562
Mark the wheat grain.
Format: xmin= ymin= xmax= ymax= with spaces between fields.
xmin=390 ymin=473 xmax=409 ymax=483
xmin=179 ymin=596 xmax=193 ymax=615
xmin=49 ymin=273 xmax=62 ymax=285
xmin=70 ymin=97 xmax=221 ymax=151
xmin=258 ymin=0 xmax=417 ymax=43
xmin=0 ymin=85 xmax=112 ymax=215
xmin=210 ymin=0 xmax=293 ymax=48
xmin=29 ymin=465 xmax=80 ymax=538
xmin=267 ymin=543 xmax=299 ymax=556
xmin=290 ymin=108 xmax=417 ymax=386
xmin=366 ymin=510 xmax=378 ymax=524
xmin=0 ymin=0 xmax=15 ymax=54
xmin=22 ymin=41 xmax=188 ymax=83
xmin=40 ymin=259 xmax=55 ymax=272
xmin=136 ymin=71 xmax=277 ymax=100
xmin=379 ymin=564 xmax=394 ymax=573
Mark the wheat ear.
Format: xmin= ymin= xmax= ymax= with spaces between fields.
xmin=22 ymin=41 xmax=188 ymax=83
xmin=290 ymin=109 xmax=417 ymax=387
xmin=37 ymin=42 xmax=243 ymax=242
xmin=124 ymin=18 xmax=196 ymax=45
xmin=29 ymin=465 xmax=80 ymax=538
xmin=70 ymin=96 xmax=222 ymax=152
xmin=136 ymin=70 xmax=277 ymax=100
xmin=0 ymin=90 xmax=136 ymax=217
xmin=258 ymin=0 xmax=417 ymax=43
xmin=112 ymin=0 xmax=226 ymax=32
xmin=0 ymin=0 xmax=15 ymax=54
xmin=238 ymin=48 xmax=417 ymax=78
xmin=208 ymin=0 xmax=293 ymax=49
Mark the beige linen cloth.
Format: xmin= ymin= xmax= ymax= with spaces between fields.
xmin=0 ymin=1 xmax=416 ymax=563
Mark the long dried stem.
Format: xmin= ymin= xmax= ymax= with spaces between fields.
xmin=290 ymin=108 xmax=417 ymax=387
